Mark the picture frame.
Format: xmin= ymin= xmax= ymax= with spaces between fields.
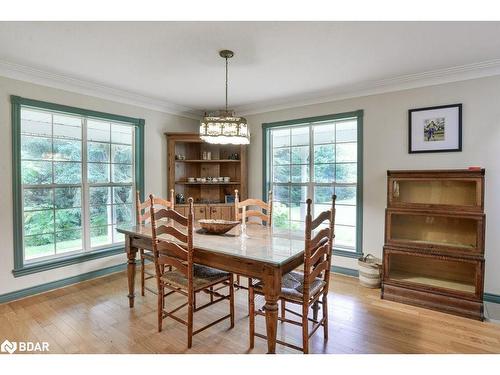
xmin=224 ymin=195 xmax=235 ymax=204
xmin=408 ymin=103 xmax=462 ymax=153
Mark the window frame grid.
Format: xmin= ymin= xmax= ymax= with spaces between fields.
xmin=263 ymin=110 xmax=363 ymax=258
xmin=12 ymin=95 xmax=144 ymax=277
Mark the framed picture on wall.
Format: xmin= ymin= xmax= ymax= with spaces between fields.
xmin=408 ymin=103 xmax=462 ymax=153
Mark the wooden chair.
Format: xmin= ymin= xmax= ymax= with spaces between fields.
xmin=149 ymin=195 xmax=235 ymax=348
xmin=135 ymin=189 xmax=175 ymax=296
xmin=234 ymin=189 xmax=273 ymax=289
xmin=248 ymin=195 xmax=336 ymax=353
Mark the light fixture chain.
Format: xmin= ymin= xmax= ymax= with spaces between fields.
xmin=225 ymin=56 xmax=228 ymax=112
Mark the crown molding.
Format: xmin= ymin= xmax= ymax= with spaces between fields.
xmin=236 ymin=58 xmax=500 ymax=116
xmin=0 ymin=59 xmax=203 ymax=120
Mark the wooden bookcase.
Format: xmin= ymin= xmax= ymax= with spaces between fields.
xmin=381 ymin=169 xmax=486 ymax=320
xmin=165 ymin=132 xmax=247 ymax=221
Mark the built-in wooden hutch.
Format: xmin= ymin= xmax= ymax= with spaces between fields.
xmin=165 ymin=132 xmax=247 ymax=221
xmin=381 ymin=169 xmax=486 ymax=320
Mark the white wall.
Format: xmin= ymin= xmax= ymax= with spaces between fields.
xmin=246 ymin=75 xmax=500 ymax=295
xmin=0 ymin=76 xmax=198 ymax=295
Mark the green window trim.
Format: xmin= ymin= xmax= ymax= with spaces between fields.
xmin=11 ymin=95 xmax=145 ymax=277
xmin=262 ymin=110 xmax=363 ymax=257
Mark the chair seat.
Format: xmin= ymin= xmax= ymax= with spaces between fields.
xmin=253 ymin=270 xmax=326 ymax=302
xmin=161 ymin=264 xmax=230 ymax=291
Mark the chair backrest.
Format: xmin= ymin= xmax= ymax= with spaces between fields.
xmin=149 ymin=195 xmax=194 ymax=284
xmin=136 ymin=189 xmax=175 ymax=224
xmin=302 ymin=195 xmax=336 ymax=302
xmin=234 ymin=189 xmax=273 ymax=226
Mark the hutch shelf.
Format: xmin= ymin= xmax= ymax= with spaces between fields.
xmin=381 ymin=169 xmax=486 ymax=320
xmin=166 ymin=132 xmax=247 ymax=221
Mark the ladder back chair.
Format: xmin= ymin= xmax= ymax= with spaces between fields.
xmin=149 ymin=195 xmax=235 ymax=348
xmin=248 ymin=195 xmax=336 ymax=353
xmin=135 ymin=189 xmax=175 ymax=296
xmin=234 ymin=189 xmax=273 ymax=289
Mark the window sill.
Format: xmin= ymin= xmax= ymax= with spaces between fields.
xmin=333 ymin=247 xmax=362 ymax=259
xmin=12 ymin=246 xmax=125 ymax=277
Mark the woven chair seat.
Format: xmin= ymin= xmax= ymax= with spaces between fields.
xmin=253 ymin=270 xmax=326 ymax=302
xmin=161 ymin=264 xmax=230 ymax=291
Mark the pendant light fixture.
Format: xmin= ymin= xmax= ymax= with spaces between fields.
xmin=199 ymin=50 xmax=250 ymax=145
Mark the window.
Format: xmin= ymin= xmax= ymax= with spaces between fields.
xmin=12 ymin=96 xmax=144 ymax=276
xmin=263 ymin=111 xmax=363 ymax=256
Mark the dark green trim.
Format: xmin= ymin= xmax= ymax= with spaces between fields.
xmin=262 ymin=110 xmax=364 ymax=257
xmin=484 ymin=293 xmax=500 ymax=304
xmin=12 ymin=247 xmax=124 ymax=277
xmin=10 ymin=95 xmax=145 ymax=277
xmin=331 ymin=265 xmax=359 ymax=278
xmin=1 ymin=263 xmax=129 ymax=304
xmin=10 ymin=96 xmax=144 ymax=125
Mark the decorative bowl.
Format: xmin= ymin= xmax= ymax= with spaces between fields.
xmin=198 ymin=219 xmax=240 ymax=234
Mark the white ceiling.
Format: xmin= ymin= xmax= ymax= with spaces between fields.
xmin=1 ymin=22 xmax=500 ymax=117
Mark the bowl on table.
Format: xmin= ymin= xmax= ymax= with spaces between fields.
xmin=198 ymin=219 xmax=240 ymax=234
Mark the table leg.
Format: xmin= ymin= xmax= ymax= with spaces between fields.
xmin=263 ymin=267 xmax=281 ymax=354
xmin=126 ymin=236 xmax=138 ymax=308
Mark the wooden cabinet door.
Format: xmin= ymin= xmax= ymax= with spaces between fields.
xmin=209 ymin=205 xmax=222 ymax=220
xmin=175 ymin=206 xmax=187 ymax=217
xmin=220 ymin=206 xmax=234 ymax=221
xmin=194 ymin=205 xmax=207 ymax=220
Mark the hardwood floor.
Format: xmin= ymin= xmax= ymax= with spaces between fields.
xmin=1 ymin=268 xmax=500 ymax=354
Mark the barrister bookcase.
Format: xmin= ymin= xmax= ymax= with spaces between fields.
xmin=381 ymin=169 xmax=486 ymax=320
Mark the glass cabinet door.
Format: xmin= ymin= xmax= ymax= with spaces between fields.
xmin=386 ymin=210 xmax=484 ymax=254
xmin=388 ymin=178 xmax=482 ymax=210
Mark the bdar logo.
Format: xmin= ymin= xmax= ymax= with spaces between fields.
xmin=1 ymin=339 xmax=17 ymax=354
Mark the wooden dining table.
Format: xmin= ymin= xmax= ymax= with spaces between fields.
xmin=116 ymin=224 xmax=306 ymax=353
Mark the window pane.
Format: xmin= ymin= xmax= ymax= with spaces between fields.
xmin=336 ymin=163 xmax=357 ymax=183
xmin=55 ymin=187 xmax=81 ymax=209
xmin=291 ymin=146 xmax=309 ymax=164
xmin=88 ymin=142 xmax=110 ymax=162
xmin=90 ymin=205 xmax=112 ymax=227
xmin=274 ymin=185 xmax=290 ymax=202
xmin=291 ymin=202 xmax=308 ymax=221
xmin=113 ymin=204 xmax=133 ymax=225
xmin=314 ymin=124 xmax=335 ymax=144
xmin=272 ymin=202 xmax=290 ymax=229
xmin=88 ymin=163 xmax=110 ymax=183
xmin=314 ymin=164 xmax=334 ymax=183
xmin=21 ymin=136 xmax=52 ymax=160
xmin=21 ymin=109 xmax=52 ymax=136
xmin=54 ymin=162 xmax=82 ymax=184
xmin=272 ymin=129 xmax=290 ymax=148
xmin=88 ymin=120 xmax=110 ymax=142
xmin=336 ymin=143 xmax=357 ymax=162
xmin=55 ymin=208 xmax=82 ymax=230
xmin=112 ymin=163 xmax=133 ymax=183
xmin=56 ymin=229 xmax=83 ymax=254
xmin=112 ymin=144 xmax=133 ymax=164
xmin=24 ymin=210 xmax=54 ymax=235
xmin=53 ymin=115 xmax=82 ymax=139
xmin=113 ymin=226 xmax=125 ymax=243
xmin=25 ymin=234 xmax=55 ymax=260
xmin=90 ymin=226 xmax=112 ymax=248
xmin=335 ymin=186 xmax=356 ymax=205
xmin=335 ymin=225 xmax=356 ymax=248
xmin=272 ymin=148 xmax=290 ymax=165
xmin=315 ymin=186 xmax=335 ymax=204
xmin=22 ymin=160 xmax=52 ymax=185
xmin=90 ymin=187 xmax=111 ymax=206
xmin=290 ymin=186 xmax=307 ymax=203
xmin=111 ymin=124 xmax=133 ymax=145
xmin=291 ymin=165 xmax=309 ymax=183
xmin=314 ymin=203 xmax=332 ymax=218
xmin=113 ymin=186 xmax=133 ymax=204
xmin=336 ymin=120 xmax=357 ymax=142
xmin=291 ymin=127 xmax=309 ymax=146
xmin=53 ymin=139 xmax=81 ymax=161
xmin=273 ymin=166 xmax=290 ymax=183
xmin=336 ymin=205 xmax=356 ymax=226
xmin=314 ymin=144 xmax=335 ymax=164
xmin=24 ymin=188 xmax=53 ymax=211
